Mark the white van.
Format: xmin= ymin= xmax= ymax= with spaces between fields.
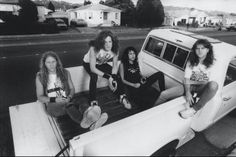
xmin=10 ymin=28 xmax=236 ymax=156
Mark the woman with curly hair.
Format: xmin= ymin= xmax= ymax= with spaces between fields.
xmin=179 ymin=39 xmax=218 ymax=119
xmin=119 ymin=46 xmax=165 ymax=110
xmin=36 ymin=51 xmax=108 ymax=130
xmin=83 ymin=30 xmax=131 ymax=109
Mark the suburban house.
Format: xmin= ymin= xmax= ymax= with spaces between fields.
xmin=67 ymin=4 xmax=121 ymax=27
xmin=164 ymin=7 xmax=208 ymax=27
xmin=164 ymin=6 xmax=236 ymax=27
xmin=0 ymin=0 xmax=20 ymax=21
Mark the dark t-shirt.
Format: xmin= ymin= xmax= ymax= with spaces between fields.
xmin=123 ymin=62 xmax=141 ymax=83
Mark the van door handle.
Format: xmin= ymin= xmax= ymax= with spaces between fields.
xmin=223 ymin=96 xmax=232 ymax=101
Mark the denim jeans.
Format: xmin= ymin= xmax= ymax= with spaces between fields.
xmin=45 ymin=98 xmax=89 ymax=124
xmin=154 ymin=81 xmax=218 ymax=111
xmin=127 ymin=71 xmax=165 ymax=109
xmin=154 ymin=85 xmax=185 ymax=106
xmin=83 ymin=62 xmax=125 ymax=102
xmin=190 ymin=81 xmax=218 ymax=111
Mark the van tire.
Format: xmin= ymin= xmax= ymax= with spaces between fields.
xmin=229 ymin=108 xmax=236 ymax=117
xmin=150 ymin=140 xmax=178 ymax=156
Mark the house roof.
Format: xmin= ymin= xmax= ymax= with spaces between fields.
xmin=0 ymin=0 xmax=18 ymax=4
xmin=74 ymin=4 xmax=121 ymax=12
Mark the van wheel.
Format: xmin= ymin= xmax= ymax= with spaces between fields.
xmin=151 ymin=140 xmax=178 ymax=157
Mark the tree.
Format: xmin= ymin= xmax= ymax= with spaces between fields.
xmin=48 ymin=1 xmax=55 ymax=12
xmin=136 ymin=0 xmax=165 ymax=27
xmin=84 ymin=0 xmax=92 ymax=5
xmin=18 ymin=0 xmax=38 ymax=24
xmin=104 ymin=0 xmax=136 ymax=26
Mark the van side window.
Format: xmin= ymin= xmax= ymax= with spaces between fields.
xmin=144 ymin=37 xmax=164 ymax=57
xmin=163 ymin=43 xmax=176 ymax=62
xmin=143 ymin=36 xmax=190 ymax=70
xmin=173 ymin=48 xmax=189 ymax=69
xmin=224 ymin=59 xmax=236 ymax=86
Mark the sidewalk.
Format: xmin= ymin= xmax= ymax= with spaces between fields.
xmin=0 ymin=26 xmax=216 ymax=39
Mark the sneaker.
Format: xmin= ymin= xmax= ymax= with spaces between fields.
xmin=179 ymin=108 xmax=196 ymax=119
xmin=90 ymin=113 xmax=108 ymax=130
xmin=80 ymin=106 xmax=101 ymax=129
xmin=120 ymin=94 xmax=132 ymax=109
xmin=90 ymin=100 xmax=98 ymax=106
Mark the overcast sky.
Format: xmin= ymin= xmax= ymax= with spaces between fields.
xmin=60 ymin=0 xmax=236 ymax=13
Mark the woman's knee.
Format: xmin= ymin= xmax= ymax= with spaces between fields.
xmin=154 ymin=71 xmax=164 ymax=77
xmin=207 ymin=81 xmax=218 ymax=92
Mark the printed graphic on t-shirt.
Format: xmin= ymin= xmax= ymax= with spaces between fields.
xmin=47 ymin=76 xmax=66 ymax=98
xmin=96 ymin=53 xmax=112 ymax=65
xmin=128 ymin=66 xmax=139 ymax=74
xmin=190 ymin=70 xmax=209 ymax=81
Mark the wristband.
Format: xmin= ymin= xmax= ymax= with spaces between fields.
xmin=103 ymin=73 xmax=110 ymax=79
xmin=112 ymin=74 xmax=118 ymax=80
xmin=50 ymin=97 xmax=56 ymax=103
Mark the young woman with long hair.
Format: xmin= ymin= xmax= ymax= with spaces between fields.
xmin=179 ymin=39 xmax=218 ymax=118
xmin=120 ymin=46 xmax=165 ymax=110
xmin=36 ymin=51 xmax=108 ymax=130
xmin=83 ymin=30 xmax=131 ymax=109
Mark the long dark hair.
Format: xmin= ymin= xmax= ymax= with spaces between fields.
xmin=89 ymin=30 xmax=119 ymax=54
xmin=38 ymin=51 xmax=68 ymax=91
xmin=189 ymin=39 xmax=214 ymax=68
xmin=121 ymin=46 xmax=139 ymax=67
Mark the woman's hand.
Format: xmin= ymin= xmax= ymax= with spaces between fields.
xmin=108 ymin=77 xmax=117 ymax=92
xmin=133 ymin=83 xmax=141 ymax=88
xmin=56 ymin=97 xmax=67 ymax=103
xmin=140 ymin=77 xmax=147 ymax=84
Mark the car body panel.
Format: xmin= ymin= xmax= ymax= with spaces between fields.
xmin=69 ymin=29 xmax=236 ymax=155
xmin=70 ymin=97 xmax=193 ymax=156
xmin=70 ymin=19 xmax=87 ymax=27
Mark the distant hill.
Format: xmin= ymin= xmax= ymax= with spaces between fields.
xmin=33 ymin=0 xmax=82 ymax=10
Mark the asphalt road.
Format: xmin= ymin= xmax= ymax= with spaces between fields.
xmin=0 ymin=29 xmax=236 ymax=112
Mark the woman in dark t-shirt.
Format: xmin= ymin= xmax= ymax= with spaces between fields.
xmin=119 ymin=47 xmax=165 ymax=110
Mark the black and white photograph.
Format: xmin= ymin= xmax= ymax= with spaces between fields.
xmin=0 ymin=0 xmax=236 ymax=156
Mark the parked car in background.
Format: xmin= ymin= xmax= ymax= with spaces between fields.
xmin=45 ymin=18 xmax=68 ymax=30
xmin=226 ymin=23 xmax=236 ymax=31
xmin=70 ymin=19 xmax=87 ymax=27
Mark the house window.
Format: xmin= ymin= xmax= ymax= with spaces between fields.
xmin=74 ymin=12 xmax=77 ymax=19
xmin=115 ymin=13 xmax=118 ymax=19
xmin=104 ymin=12 xmax=108 ymax=20
xmin=181 ymin=19 xmax=186 ymax=24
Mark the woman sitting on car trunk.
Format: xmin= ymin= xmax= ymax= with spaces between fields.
xmin=179 ymin=39 xmax=218 ymax=119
